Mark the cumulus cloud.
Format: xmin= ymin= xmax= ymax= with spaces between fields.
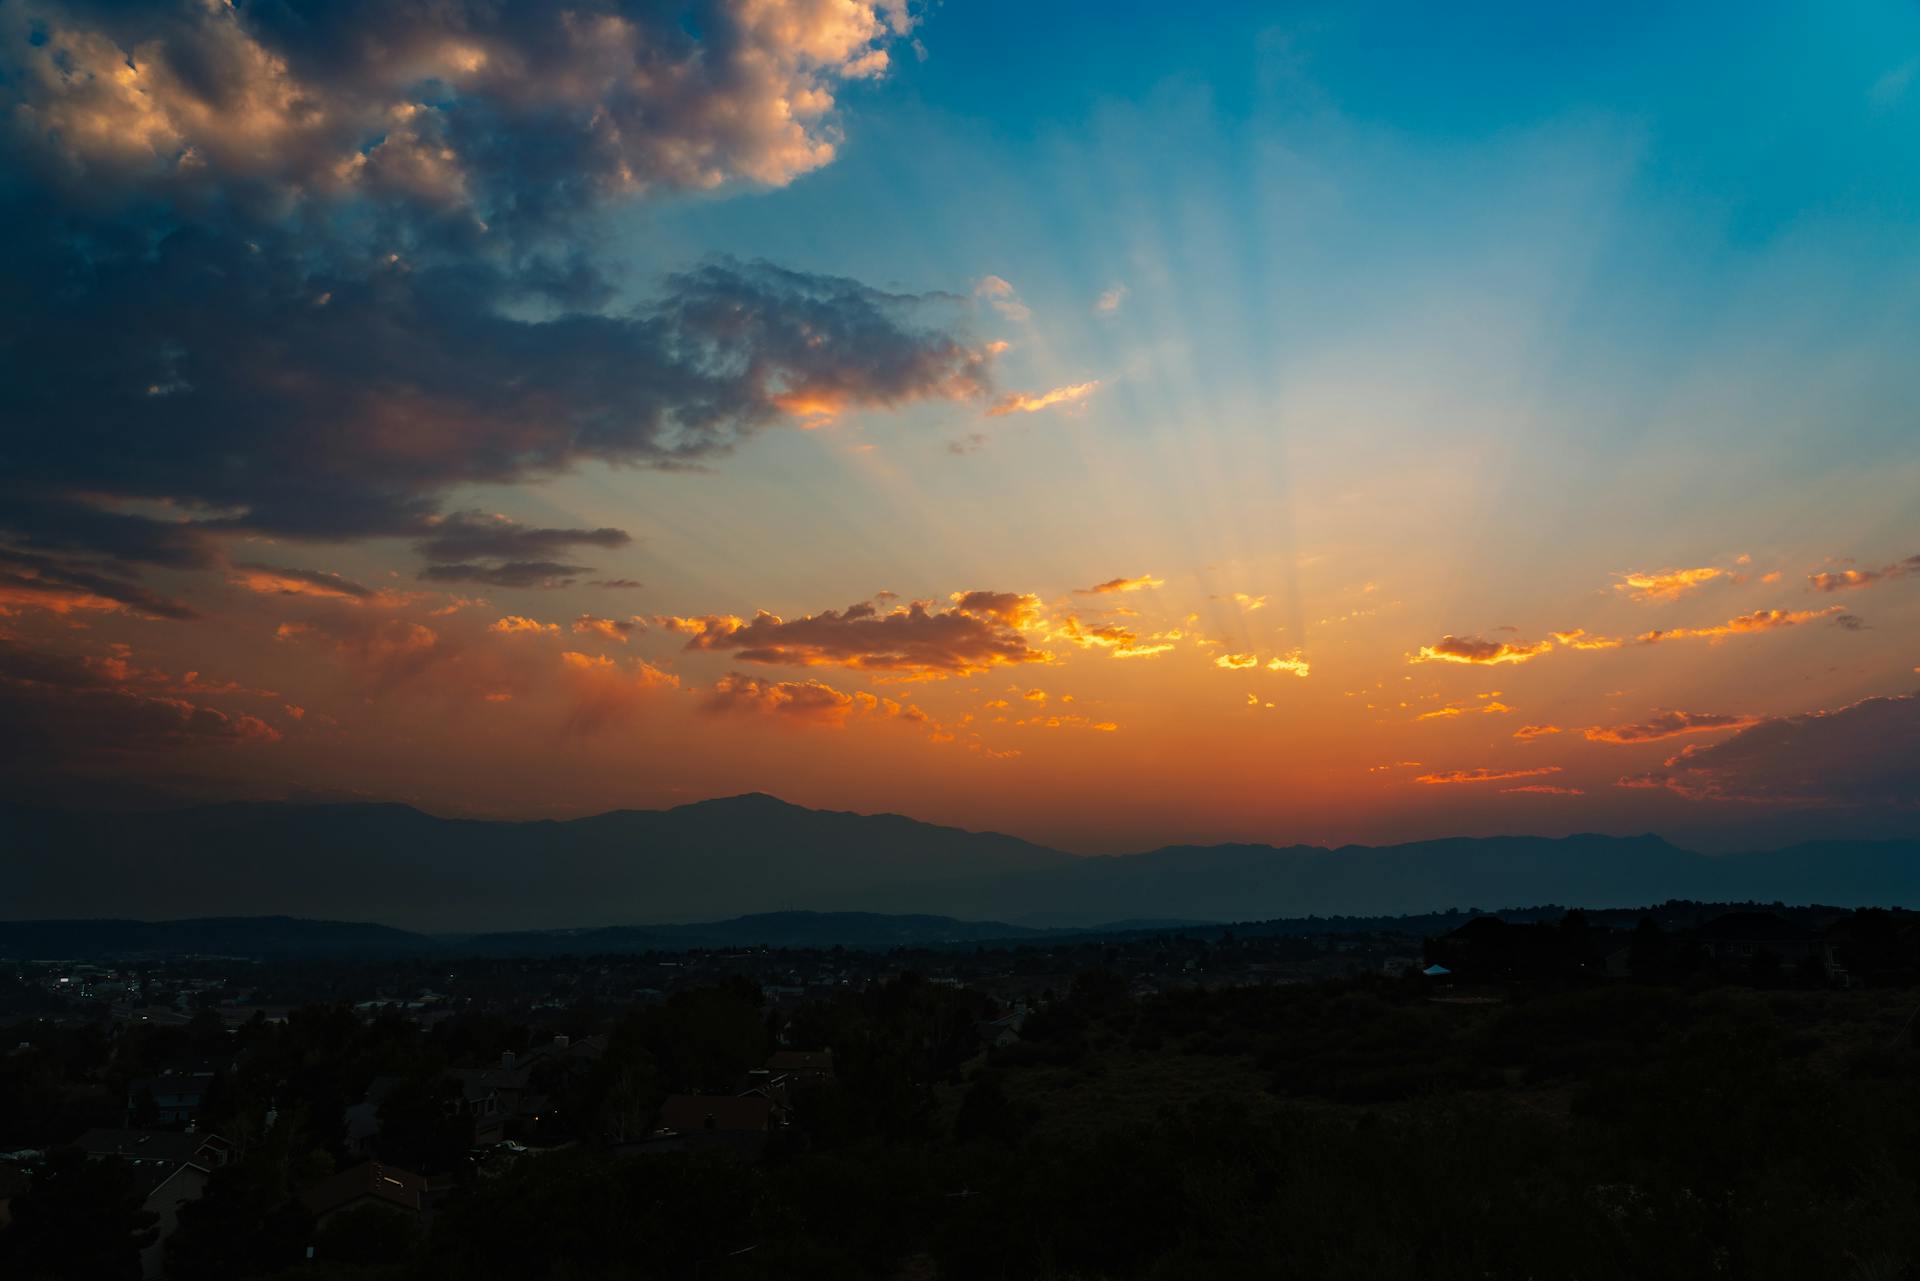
xmin=1412 ymin=634 xmax=1554 ymax=666
xmin=488 ymin=615 xmax=561 ymax=637
xmin=573 ymin=615 xmax=645 ymax=644
xmin=703 ymin=673 xmax=947 ymax=737
xmin=0 ymin=3 xmax=992 ymax=601
xmin=1415 ymin=766 xmax=1564 ymax=785
xmin=948 ymin=590 xmax=1044 ymax=628
xmin=987 ymin=380 xmax=1100 ymax=417
xmin=668 ymin=594 xmax=1046 ymax=678
xmin=558 ymin=650 xmax=680 ymax=735
xmin=1634 ymin=606 xmax=1847 ymax=645
xmin=1613 ymin=567 xmax=1725 ymax=602
xmin=3 ymin=0 xmax=915 ymax=222
xmin=275 ymin=614 xmax=456 ymax=692
xmin=1809 ymin=554 xmax=1920 ymax=592
xmin=1619 ymin=694 xmax=1918 ymax=807
xmin=1583 ymin=710 xmax=1760 ymax=744
xmin=703 ymin=672 xmax=857 ymax=725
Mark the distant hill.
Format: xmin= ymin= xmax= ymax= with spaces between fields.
xmin=0 ymin=915 xmax=437 ymax=961
xmin=450 ymin=910 xmax=1054 ymax=954
xmin=4 ymin=794 xmax=1918 ymax=932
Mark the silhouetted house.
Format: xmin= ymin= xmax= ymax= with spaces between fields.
xmin=127 ymin=1070 xmax=213 ymax=1126
xmin=1693 ymin=913 xmax=1828 ymax=976
xmin=302 ymin=1160 xmax=427 ymax=1230
xmin=766 ymin=1049 xmax=835 ymax=1085
xmin=74 ymin=1128 xmax=234 ymax=1279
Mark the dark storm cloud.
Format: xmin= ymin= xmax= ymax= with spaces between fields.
xmin=415 ymin=512 xmax=632 ymax=563
xmin=0 ymin=241 xmax=992 ymax=557
xmin=230 ymin=562 xmax=376 ymax=601
xmin=420 ymin=561 xmax=594 ymax=589
xmin=0 ymin=548 xmax=199 ymax=620
xmin=0 ymin=634 xmax=278 ymax=778
xmin=0 ymin=2 xmax=990 ymax=592
xmin=1620 ymin=695 xmax=1920 ymax=807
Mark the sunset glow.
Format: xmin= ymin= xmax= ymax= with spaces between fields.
xmin=1 ymin=0 xmax=1915 ymax=855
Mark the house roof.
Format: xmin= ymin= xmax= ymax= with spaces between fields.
xmin=302 ymin=1161 xmax=426 ymax=1218
xmin=657 ymin=1094 xmax=772 ymax=1134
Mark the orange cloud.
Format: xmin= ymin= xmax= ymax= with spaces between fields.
xmin=949 ymin=590 xmax=1044 ymax=628
xmin=1265 ymin=653 xmax=1311 ymax=678
xmin=572 ymin=615 xmax=645 ymax=644
xmin=1550 ymin=629 xmax=1623 ymax=650
xmin=1614 ymin=567 xmax=1725 ymax=602
xmin=672 ymin=595 xmax=1045 ymax=679
xmin=0 ymin=635 xmax=281 ymax=771
xmin=1418 ymin=701 xmax=1512 ymax=721
xmin=1501 ymin=784 xmax=1584 ymax=796
xmin=1635 ymin=606 xmax=1845 ymax=644
xmin=1076 ymin=574 xmax=1163 ymax=595
xmin=489 ymin=615 xmax=560 ymax=636
xmin=558 ymin=651 xmax=679 ymax=735
xmin=1513 ymin=724 xmax=1563 ymax=740
xmin=1808 ymin=553 xmax=1920 ymax=592
xmin=1412 ymin=635 xmax=1554 ymax=666
xmin=0 ymin=551 xmax=195 ymax=620
xmin=228 ymin=563 xmax=381 ymax=603
xmin=1583 ymin=710 xmax=1760 ymax=744
xmin=1214 ymin=653 xmax=1260 ymax=670
xmin=1415 ymin=766 xmax=1563 ymax=785
xmin=1050 ymin=614 xmax=1173 ymax=658
xmin=1010 ymin=713 xmax=1119 ymax=732
xmin=987 ymin=380 xmax=1100 ymax=417
xmin=704 ymin=673 xmax=856 ymax=725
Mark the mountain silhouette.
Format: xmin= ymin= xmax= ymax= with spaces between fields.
xmin=5 ymin=795 xmax=1916 ymax=932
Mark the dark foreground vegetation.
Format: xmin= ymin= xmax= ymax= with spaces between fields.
xmin=5 ymin=909 xmax=1920 ymax=1280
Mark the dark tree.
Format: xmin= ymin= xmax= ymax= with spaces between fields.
xmin=0 ymin=1149 xmax=158 ymax=1281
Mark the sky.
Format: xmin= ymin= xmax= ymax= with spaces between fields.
xmin=1 ymin=0 xmax=1916 ymax=853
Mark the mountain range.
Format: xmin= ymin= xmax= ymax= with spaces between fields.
xmin=5 ymin=792 xmax=1917 ymax=933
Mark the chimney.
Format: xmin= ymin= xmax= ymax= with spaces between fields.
xmin=553 ymin=1035 xmax=569 ymax=1051
xmin=501 ymin=1051 xmax=515 ymax=1070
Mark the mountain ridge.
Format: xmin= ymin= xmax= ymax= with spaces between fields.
xmin=5 ymin=794 xmax=1916 ymax=932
